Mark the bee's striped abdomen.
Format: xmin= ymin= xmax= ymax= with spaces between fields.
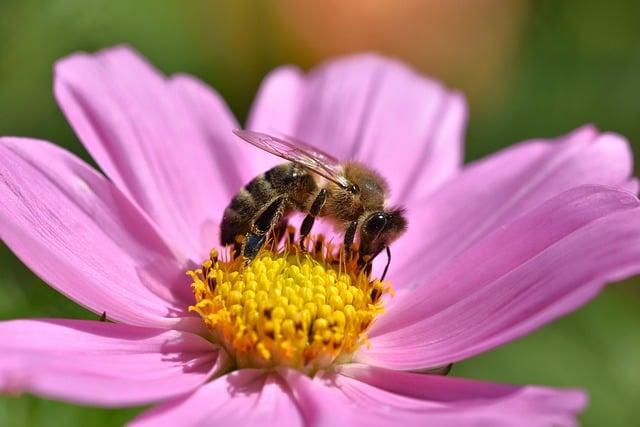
xmin=219 ymin=163 xmax=317 ymax=246
xmin=220 ymin=178 xmax=268 ymax=246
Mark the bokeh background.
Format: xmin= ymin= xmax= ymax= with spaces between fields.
xmin=1 ymin=0 xmax=638 ymax=425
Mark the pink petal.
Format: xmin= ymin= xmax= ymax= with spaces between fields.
xmin=248 ymin=54 xmax=467 ymax=204
xmin=54 ymin=45 xmax=251 ymax=263
xmin=0 ymin=137 xmax=198 ymax=329
xmin=359 ymin=186 xmax=640 ymax=369
xmin=391 ymin=125 xmax=635 ymax=285
xmin=330 ymin=364 xmax=586 ymax=426
xmin=281 ymin=367 xmax=584 ymax=426
xmin=278 ymin=368 xmax=357 ymax=426
xmin=130 ymin=370 xmax=303 ymax=427
xmin=0 ymin=319 xmax=221 ymax=407
xmin=625 ymin=177 xmax=639 ymax=194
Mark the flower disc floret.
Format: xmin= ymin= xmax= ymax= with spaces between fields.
xmin=189 ymin=238 xmax=389 ymax=374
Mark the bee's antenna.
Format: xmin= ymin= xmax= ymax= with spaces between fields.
xmin=381 ymin=246 xmax=391 ymax=282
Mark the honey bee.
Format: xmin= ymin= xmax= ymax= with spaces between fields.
xmin=221 ymin=130 xmax=407 ymax=276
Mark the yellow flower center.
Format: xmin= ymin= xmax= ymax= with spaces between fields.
xmin=188 ymin=234 xmax=390 ymax=374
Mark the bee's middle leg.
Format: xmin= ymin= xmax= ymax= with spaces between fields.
xmin=299 ymin=188 xmax=327 ymax=249
xmin=270 ymin=218 xmax=289 ymax=249
xmin=243 ymin=196 xmax=286 ymax=262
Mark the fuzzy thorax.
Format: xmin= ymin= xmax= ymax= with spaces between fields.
xmin=188 ymin=237 xmax=390 ymax=374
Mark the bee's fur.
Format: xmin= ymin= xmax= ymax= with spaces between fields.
xmin=220 ymin=161 xmax=407 ymax=263
xmin=221 ymin=163 xmax=317 ymax=246
xmin=322 ymin=162 xmax=389 ymax=225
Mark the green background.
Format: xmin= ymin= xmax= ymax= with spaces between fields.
xmin=1 ymin=1 xmax=638 ymax=425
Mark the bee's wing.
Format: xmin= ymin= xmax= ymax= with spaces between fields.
xmin=233 ymin=129 xmax=350 ymax=188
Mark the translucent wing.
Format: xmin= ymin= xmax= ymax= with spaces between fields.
xmin=233 ymin=129 xmax=350 ymax=188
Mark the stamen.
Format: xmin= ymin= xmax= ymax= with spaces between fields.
xmin=188 ymin=232 xmax=391 ymax=374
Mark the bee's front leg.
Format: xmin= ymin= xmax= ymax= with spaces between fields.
xmin=299 ymin=188 xmax=328 ymax=249
xmin=343 ymin=220 xmax=358 ymax=258
xmin=243 ymin=196 xmax=287 ymax=262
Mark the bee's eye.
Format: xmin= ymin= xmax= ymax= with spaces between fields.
xmin=364 ymin=213 xmax=387 ymax=235
xmin=348 ymin=184 xmax=360 ymax=194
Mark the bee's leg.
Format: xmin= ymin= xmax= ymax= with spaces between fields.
xmin=358 ymin=246 xmax=385 ymax=275
xmin=243 ymin=196 xmax=286 ymax=262
xmin=270 ymin=218 xmax=289 ymax=249
xmin=232 ymin=241 xmax=242 ymax=259
xmin=299 ymin=188 xmax=327 ymax=249
xmin=343 ymin=220 xmax=358 ymax=259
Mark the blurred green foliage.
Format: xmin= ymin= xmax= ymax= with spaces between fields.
xmin=0 ymin=0 xmax=638 ymax=425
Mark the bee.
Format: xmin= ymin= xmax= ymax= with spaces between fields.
xmin=220 ymin=129 xmax=407 ymax=277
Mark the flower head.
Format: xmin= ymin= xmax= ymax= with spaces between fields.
xmin=1 ymin=45 xmax=639 ymax=426
xmin=189 ymin=240 xmax=388 ymax=373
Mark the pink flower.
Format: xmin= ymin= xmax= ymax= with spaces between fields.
xmin=1 ymin=45 xmax=639 ymax=426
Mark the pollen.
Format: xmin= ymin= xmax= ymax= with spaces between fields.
xmin=188 ymin=233 xmax=390 ymax=374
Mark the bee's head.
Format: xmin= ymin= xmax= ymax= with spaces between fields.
xmin=358 ymin=207 xmax=407 ymax=258
xmin=343 ymin=162 xmax=388 ymax=210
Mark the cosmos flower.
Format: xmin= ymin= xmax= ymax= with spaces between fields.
xmin=1 ymin=46 xmax=639 ymax=426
